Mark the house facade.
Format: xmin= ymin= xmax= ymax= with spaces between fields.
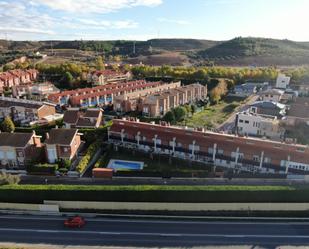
xmin=235 ymin=111 xmax=284 ymax=140
xmin=0 ymin=69 xmax=38 ymax=90
xmin=108 ymin=118 xmax=309 ymax=174
xmin=45 ymin=129 xmax=82 ymax=163
xmin=0 ymin=131 xmax=42 ymax=169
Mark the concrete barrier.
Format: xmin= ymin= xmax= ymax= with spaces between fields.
xmin=44 ymin=200 xmax=309 ymax=212
xmin=0 ymin=203 xmax=59 ymax=212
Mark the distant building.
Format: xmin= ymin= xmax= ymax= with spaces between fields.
xmin=275 ymin=74 xmax=290 ymax=89
xmin=250 ymin=101 xmax=286 ymax=118
xmin=63 ymin=108 xmax=103 ymax=129
xmin=12 ymin=82 xmax=60 ymax=100
xmin=0 ymin=131 xmax=42 ymax=169
xmin=259 ymin=89 xmax=284 ymax=102
xmin=235 ymin=111 xmax=284 ymax=140
xmin=284 ymin=97 xmax=309 ymax=126
xmin=45 ymin=128 xmax=83 ymax=163
xmin=291 ymin=84 xmax=309 ymax=96
xmin=87 ymin=70 xmax=132 ymax=86
xmin=0 ymin=97 xmax=56 ymax=125
xmin=113 ymin=81 xmax=181 ymax=113
xmin=48 ymin=80 xmax=161 ymax=107
xmin=0 ymin=69 xmax=38 ymax=89
xmin=232 ymin=83 xmax=257 ymax=97
xmin=138 ymin=83 xmax=207 ymax=117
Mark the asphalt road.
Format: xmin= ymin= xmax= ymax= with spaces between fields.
xmin=1 ymin=214 xmax=309 ymax=247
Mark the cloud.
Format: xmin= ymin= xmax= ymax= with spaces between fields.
xmin=157 ymin=17 xmax=190 ymax=25
xmin=31 ymin=0 xmax=163 ymax=13
xmin=76 ymin=19 xmax=138 ymax=29
xmin=0 ymin=27 xmax=54 ymax=35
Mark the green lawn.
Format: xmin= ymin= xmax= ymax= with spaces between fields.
xmin=182 ymin=97 xmax=244 ymax=128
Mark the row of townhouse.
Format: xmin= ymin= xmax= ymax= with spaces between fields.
xmin=140 ymin=83 xmax=208 ymax=117
xmin=87 ymin=70 xmax=132 ymax=86
xmin=113 ymin=81 xmax=181 ymax=113
xmin=48 ymin=80 xmax=163 ymax=107
xmin=0 ymin=128 xmax=83 ymax=169
xmin=0 ymin=69 xmax=38 ymax=92
xmin=12 ymin=82 xmax=60 ymax=101
xmin=108 ymin=118 xmax=309 ymax=174
xmin=0 ymin=97 xmax=56 ymax=125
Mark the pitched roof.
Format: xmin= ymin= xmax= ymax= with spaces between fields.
xmin=0 ymin=132 xmax=33 ymax=147
xmin=84 ymin=109 xmax=102 ymax=118
xmin=251 ymin=101 xmax=285 ymax=110
xmin=45 ymin=129 xmax=78 ymax=145
xmin=288 ymin=97 xmax=309 ymax=118
xmin=63 ymin=110 xmax=80 ymax=124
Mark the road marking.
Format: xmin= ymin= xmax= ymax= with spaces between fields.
xmin=0 ymin=228 xmax=308 ymax=239
xmin=1 ymin=215 xmax=309 ymax=226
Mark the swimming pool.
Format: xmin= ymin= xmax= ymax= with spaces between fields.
xmin=107 ymin=159 xmax=144 ymax=171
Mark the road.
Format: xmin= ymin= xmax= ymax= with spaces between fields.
xmin=1 ymin=214 xmax=309 ymax=247
xmin=218 ymin=94 xmax=259 ymax=132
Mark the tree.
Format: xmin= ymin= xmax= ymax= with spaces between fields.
xmin=173 ymin=106 xmax=187 ymax=122
xmin=191 ymin=104 xmax=197 ymax=114
xmin=63 ymin=71 xmax=74 ymax=88
xmin=210 ymin=80 xmax=228 ymax=104
xmin=0 ymin=117 xmax=15 ymax=133
xmin=96 ymin=56 xmax=105 ymax=70
xmin=163 ymin=111 xmax=175 ymax=124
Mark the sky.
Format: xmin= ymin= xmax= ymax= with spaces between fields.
xmin=0 ymin=0 xmax=309 ymax=41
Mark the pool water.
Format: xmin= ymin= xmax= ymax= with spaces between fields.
xmin=107 ymin=159 xmax=144 ymax=171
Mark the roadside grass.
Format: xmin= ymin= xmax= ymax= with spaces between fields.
xmin=182 ymin=97 xmax=244 ymax=129
xmin=0 ymin=184 xmax=295 ymax=191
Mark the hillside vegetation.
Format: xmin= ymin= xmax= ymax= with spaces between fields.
xmin=2 ymin=37 xmax=309 ymax=66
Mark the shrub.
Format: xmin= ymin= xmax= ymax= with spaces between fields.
xmin=0 ymin=172 xmax=20 ymax=185
xmin=76 ymin=141 xmax=100 ymax=173
xmin=27 ymin=163 xmax=58 ymax=175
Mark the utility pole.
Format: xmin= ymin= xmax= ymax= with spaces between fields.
xmin=133 ymin=41 xmax=136 ymax=54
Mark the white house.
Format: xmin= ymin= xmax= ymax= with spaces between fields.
xmin=276 ymin=74 xmax=290 ymax=89
xmin=235 ymin=111 xmax=284 ymax=140
xmin=259 ymin=89 xmax=284 ymax=102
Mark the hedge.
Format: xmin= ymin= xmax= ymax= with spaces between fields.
xmin=1 ymin=184 xmax=309 ymax=204
xmin=27 ymin=164 xmax=58 ymax=175
xmin=76 ymin=141 xmax=100 ymax=173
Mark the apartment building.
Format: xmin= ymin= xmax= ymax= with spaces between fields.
xmin=12 ymin=82 xmax=60 ymax=100
xmin=113 ymin=81 xmax=181 ymax=113
xmin=138 ymin=83 xmax=208 ymax=117
xmin=87 ymin=70 xmax=132 ymax=85
xmin=0 ymin=97 xmax=56 ymax=125
xmin=235 ymin=111 xmax=284 ymax=140
xmin=0 ymin=69 xmax=38 ymax=89
xmin=0 ymin=131 xmax=42 ymax=169
xmin=48 ymin=80 xmax=162 ymax=107
xmin=108 ymin=118 xmax=309 ymax=174
xmin=45 ymin=128 xmax=82 ymax=163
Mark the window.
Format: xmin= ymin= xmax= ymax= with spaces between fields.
xmin=64 ymin=147 xmax=68 ymax=153
xmin=296 ymin=147 xmax=305 ymax=152
xmin=217 ymin=149 xmax=224 ymax=155
xmin=239 ymin=119 xmax=244 ymax=123
xmin=245 ymin=120 xmax=249 ymax=124
xmin=253 ymin=155 xmax=260 ymax=162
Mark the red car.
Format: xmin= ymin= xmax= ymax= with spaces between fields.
xmin=64 ymin=216 xmax=86 ymax=228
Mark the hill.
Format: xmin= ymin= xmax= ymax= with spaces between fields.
xmin=1 ymin=37 xmax=309 ymax=66
xmin=197 ymin=37 xmax=309 ymax=66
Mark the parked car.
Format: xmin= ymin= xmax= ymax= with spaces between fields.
xmin=64 ymin=216 xmax=85 ymax=228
